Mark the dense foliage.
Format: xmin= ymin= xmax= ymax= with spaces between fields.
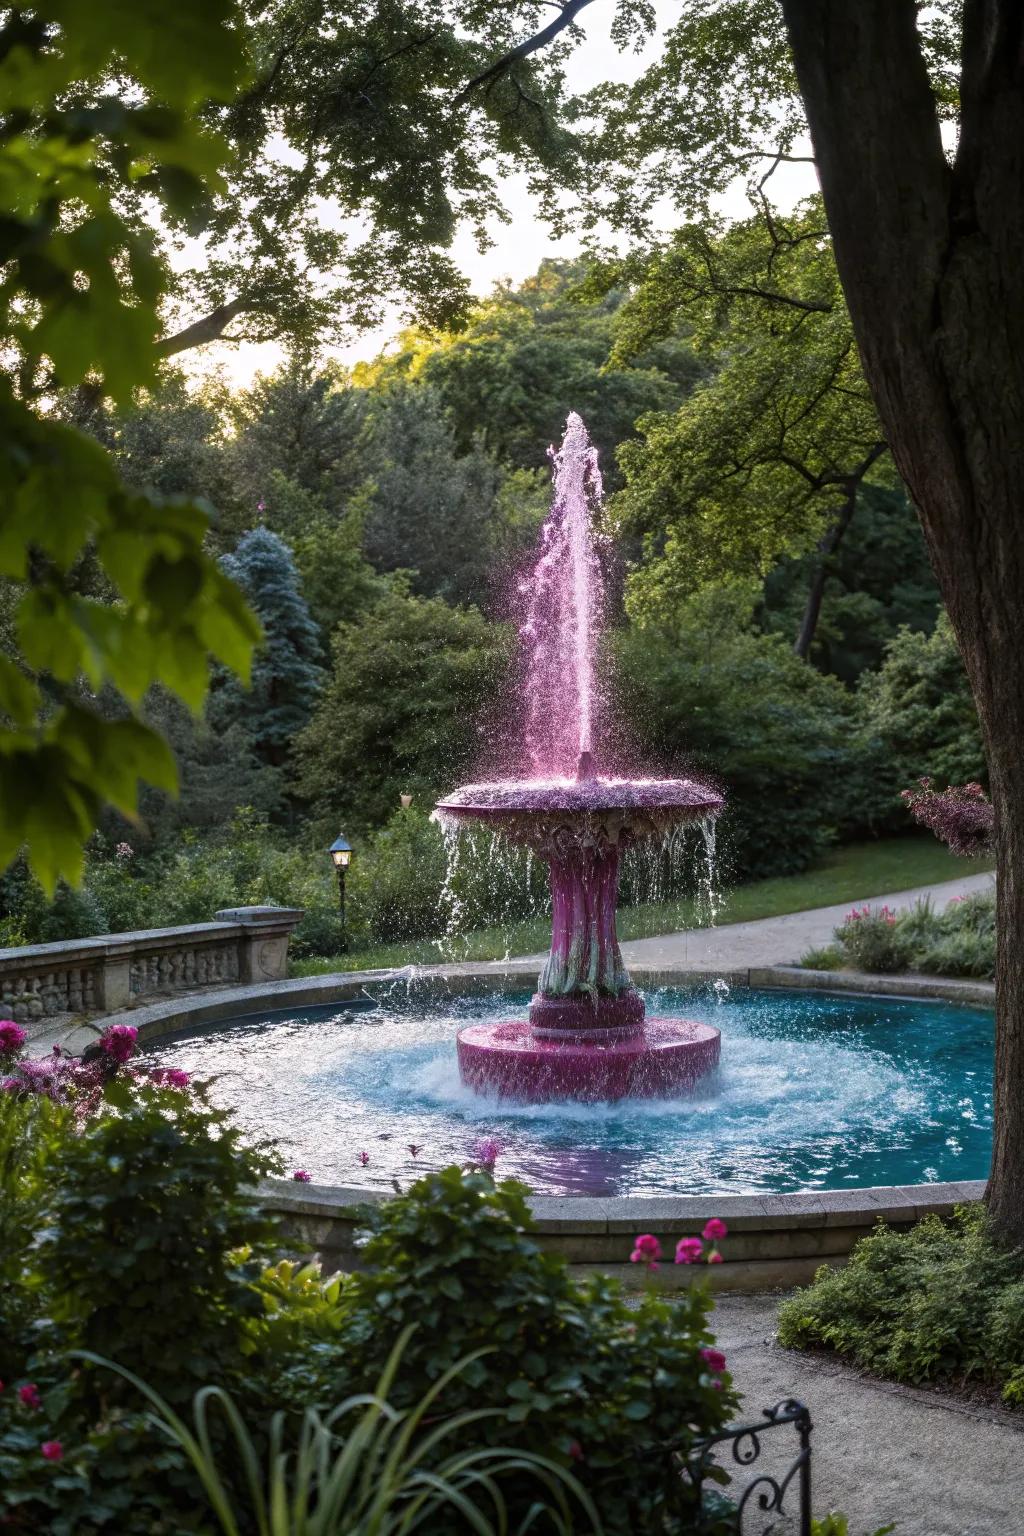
xmin=779 ymin=1207 xmax=1024 ymax=1407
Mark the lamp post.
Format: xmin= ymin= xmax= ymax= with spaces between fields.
xmin=328 ymin=834 xmax=352 ymax=952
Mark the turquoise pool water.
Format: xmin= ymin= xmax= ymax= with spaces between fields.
xmin=151 ymin=984 xmax=993 ymax=1197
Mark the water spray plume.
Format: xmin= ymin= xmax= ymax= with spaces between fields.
xmin=436 ymin=413 xmax=725 ymax=1103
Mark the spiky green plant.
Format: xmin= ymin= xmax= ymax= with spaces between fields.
xmin=78 ymin=1332 xmax=600 ymax=1536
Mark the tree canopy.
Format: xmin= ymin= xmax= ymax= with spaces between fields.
xmin=0 ymin=1 xmax=259 ymax=889
xmin=600 ymin=201 xmax=889 ymax=653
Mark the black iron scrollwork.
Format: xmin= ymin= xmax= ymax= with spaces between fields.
xmin=687 ymin=1398 xmax=813 ymax=1536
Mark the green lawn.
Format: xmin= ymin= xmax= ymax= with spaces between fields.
xmin=289 ymin=835 xmax=993 ymax=977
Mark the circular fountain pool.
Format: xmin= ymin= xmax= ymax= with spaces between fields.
xmin=149 ymin=983 xmax=993 ymax=1198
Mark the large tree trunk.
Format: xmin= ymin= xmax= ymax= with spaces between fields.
xmin=781 ymin=0 xmax=1024 ymax=1239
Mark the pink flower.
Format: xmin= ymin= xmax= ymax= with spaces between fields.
xmin=708 ymin=1250 xmax=724 ymax=1264
xmin=0 ymin=1021 xmax=27 ymax=1053
xmin=150 ymin=1067 xmax=190 ymax=1089
xmin=115 ymin=842 xmax=134 ymax=861
xmin=700 ymin=1346 xmax=727 ymax=1373
xmin=702 ymin=1218 xmax=728 ymax=1242
xmin=99 ymin=1024 xmax=139 ymax=1063
xmin=41 ymin=1441 xmax=63 ymax=1461
xmin=292 ymin=1170 xmax=312 ymax=1182
xmin=358 ymin=1150 xmax=370 ymax=1166
xmin=675 ymin=1237 xmax=704 ymax=1265
xmin=630 ymin=1233 xmax=662 ymax=1268
xmin=19 ymin=1383 xmax=41 ymax=1410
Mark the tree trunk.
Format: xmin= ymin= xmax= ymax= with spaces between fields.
xmin=781 ymin=0 xmax=1024 ymax=1239
xmin=793 ymin=491 xmax=857 ymax=659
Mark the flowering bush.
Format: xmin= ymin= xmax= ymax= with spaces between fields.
xmin=325 ymin=1168 xmax=737 ymax=1536
xmin=817 ymin=891 xmax=996 ymax=980
xmin=833 ymin=904 xmax=913 ymax=973
xmin=0 ymin=1024 xmax=192 ymax=1123
xmin=902 ymin=777 xmax=993 ymax=858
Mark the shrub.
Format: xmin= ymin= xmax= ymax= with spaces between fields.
xmin=778 ymin=1206 xmax=1024 ymax=1403
xmin=314 ymin=1169 xmax=737 ymax=1535
xmin=35 ymin=1080 xmax=281 ymax=1410
xmin=902 ymin=777 xmax=993 ymax=857
xmin=800 ymin=945 xmax=844 ymax=971
xmin=833 ymin=904 xmax=912 ymax=973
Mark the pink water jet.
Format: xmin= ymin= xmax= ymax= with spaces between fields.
xmin=435 ymin=413 xmax=723 ymax=1103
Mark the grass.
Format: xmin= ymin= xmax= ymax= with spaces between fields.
xmin=289 ymin=835 xmax=994 ymax=977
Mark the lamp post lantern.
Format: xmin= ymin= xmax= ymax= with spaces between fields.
xmin=328 ymin=834 xmax=352 ymax=952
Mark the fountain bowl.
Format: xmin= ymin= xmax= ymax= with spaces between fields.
xmin=457 ymin=1015 xmax=721 ymax=1103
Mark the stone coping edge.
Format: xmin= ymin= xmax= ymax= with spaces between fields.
xmin=259 ymin=1175 xmax=986 ymax=1235
xmin=63 ymin=958 xmax=990 ymax=1046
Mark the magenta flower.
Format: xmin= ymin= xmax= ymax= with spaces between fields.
xmin=19 ymin=1383 xmax=41 ymax=1410
xmin=700 ymin=1346 xmax=727 ymax=1373
xmin=358 ymin=1150 xmax=370 ymax=1166
xmin=0 ymin=1021 xmax=27 ymax=1054
xmin=150 ymin=1067 xmax=190 ymax=1089
xmin=702 ymin=1218 xmax=728 ymax=1242
xmin=675 ymin=1237 xmax=704 ymax=1265
xmin=99 ymin=1024 xmax=139 ymax=1063
xmin=292 ymin=1170 xmax=312 ymax=1182
xmin=40 ymin=1441 xmax=63 ymax=1461
xmin=630 ymin=1233 xmax=662 ymax=1270
xmin=708 ymin=1250 xmax=724 ymax=1264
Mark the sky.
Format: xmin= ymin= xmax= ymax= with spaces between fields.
xmin=184 ymin=3 xmax=818 ymax=391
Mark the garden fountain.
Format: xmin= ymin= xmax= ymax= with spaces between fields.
xmin=435 ymin=413 xmax=724 ymax=1102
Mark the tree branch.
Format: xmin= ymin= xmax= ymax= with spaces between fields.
xmin=452 ymin=0 xmax=597 ymax=107
xmin=156 ymin=298 xmax=251 ymax=358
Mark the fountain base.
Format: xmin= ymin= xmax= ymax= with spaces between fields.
xmin=457 ymin=1016 xmax=720 ymax=1104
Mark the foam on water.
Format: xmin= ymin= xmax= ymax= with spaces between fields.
xmin=151 ymin=986 xmax=993 ymax=1197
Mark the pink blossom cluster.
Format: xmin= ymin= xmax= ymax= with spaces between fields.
xmin=902 ymin=777 xmax=994 ymax=858
xmin=0 ymin=1022 xmax=190 ymax=1117
xmin=844 ymin=904 xmax=872 ymax=924
xmin=629 ymin=1218 xmax=728 ymax=1271
xmin=0 ymin=1378 xmax=63 ymax=1461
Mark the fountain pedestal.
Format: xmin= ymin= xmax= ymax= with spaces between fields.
xmin=437 ymin=788 xmax=722 ymax=1103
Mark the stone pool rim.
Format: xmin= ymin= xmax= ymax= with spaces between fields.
xmin=38 ymin=963 xmax=993 ymax=1290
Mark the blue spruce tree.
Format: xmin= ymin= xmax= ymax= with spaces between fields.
xmin=215 ymin=528 xmax=323 ymax=769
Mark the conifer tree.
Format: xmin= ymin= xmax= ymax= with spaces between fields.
xmin=215 ymin=529 xmax=324 ymax=768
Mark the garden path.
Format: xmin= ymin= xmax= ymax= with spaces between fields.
xmin=613 ymin=871 xmax=994 ymax=973
xmin=712 ymin=1290 xmax=1023 ymax=1536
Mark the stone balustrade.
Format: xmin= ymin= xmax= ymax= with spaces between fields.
xmin=0 ymin=905 xmax=304 ymax=1023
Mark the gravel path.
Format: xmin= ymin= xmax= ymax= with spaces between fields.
xmin=712 ymin=1291 xmax=1022 ymax=1535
